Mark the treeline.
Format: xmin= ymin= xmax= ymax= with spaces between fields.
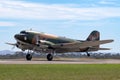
xmin=0 ymin=51 xmax=120 ymax=59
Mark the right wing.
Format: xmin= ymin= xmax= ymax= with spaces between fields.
xmin=97 ymin=48 xmax=111 ymax=50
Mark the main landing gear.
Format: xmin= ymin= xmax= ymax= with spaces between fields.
xmin=47 ymin=54 xmax=53 ymax=61
xmin=25 ymin=50 xmax=54 ymax=61
xmin=46 ymin=50 xmax=54 ymax=61
xmin=26 ymin=53 xmax=54 ymax=61
xmin=26 ymin=50 xmax=33 ymax=61
xmin=26 ymin=53 xmax=32 ymax=61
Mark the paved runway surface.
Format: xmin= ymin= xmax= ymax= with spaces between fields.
xmin=0 ymin=58 xmax=120 ymax=64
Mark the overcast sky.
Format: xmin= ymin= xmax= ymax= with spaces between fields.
xmin=0 ymin=0 xmax=120 ymax=52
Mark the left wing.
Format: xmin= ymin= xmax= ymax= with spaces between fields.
xmin=6 ymin=42 xmax=16 ymax=46
xmin=52 ymin=39 xmax=113 ymax=49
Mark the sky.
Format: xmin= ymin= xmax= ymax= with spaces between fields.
xmin=0 ymin=0 xmax=120 ymax=52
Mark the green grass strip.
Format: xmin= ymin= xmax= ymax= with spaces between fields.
xmin=0 ymin=64 xmax=120 ymax=80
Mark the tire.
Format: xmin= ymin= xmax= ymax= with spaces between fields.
xmin=47 ymin=54 xmax=53 ymax=61
xmin=26 ymin=54 xmax=32 ymax=61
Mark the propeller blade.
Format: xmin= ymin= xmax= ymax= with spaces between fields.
xmin=11 ymin=46 xmax=15 ymax=50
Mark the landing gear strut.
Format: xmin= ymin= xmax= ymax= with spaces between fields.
xmin=47 ymin=54 xmax=53 ymax=61
xmin=86 ymin=52 xmax=90 ymax=57
xmin=26 ymin=53 xmax=32 ymax=61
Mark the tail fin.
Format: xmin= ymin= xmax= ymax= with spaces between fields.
xmin=86 ymin=30 xmax=100 ymax=41
xmin=86 ymin=30 xmax=100 ymax=48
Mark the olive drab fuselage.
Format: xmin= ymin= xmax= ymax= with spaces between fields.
xmin=15 ymin=30 xmax=76 ymax=46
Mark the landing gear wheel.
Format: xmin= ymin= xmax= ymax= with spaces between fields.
xmin=47 ymin=54 xmax=53 ymax=61
xmin=26 ymin=54 xmax=32 ymax=61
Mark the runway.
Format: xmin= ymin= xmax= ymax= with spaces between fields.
xmin=0 ymin=58 xmax=120 ymax=64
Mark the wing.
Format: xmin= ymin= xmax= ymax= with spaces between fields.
xmin=6 ymin=39 xmax=113 ymax=53
xmin=52 ymin=39 xmax=114 ymax=49
xmin=6 ymin=40 xmax=48 ymax=51
xmin=96 ymin=48 xmax=111 ymax=50
xmin=6 ymin=42 xmax=16 ymax=46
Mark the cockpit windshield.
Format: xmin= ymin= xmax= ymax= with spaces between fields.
xmin=20 ymin=30 xmax=27 ymax=34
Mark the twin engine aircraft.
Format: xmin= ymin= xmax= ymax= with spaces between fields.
xmin=7 ymin=30 xmax=113 ymax=61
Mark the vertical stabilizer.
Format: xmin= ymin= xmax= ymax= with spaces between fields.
xmin=86 ymin=30 xmax=100 ymax=41
xmin=86 ymin=30 xmax=100 ymax=48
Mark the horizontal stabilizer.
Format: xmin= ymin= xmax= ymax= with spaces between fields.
xmin=90 ymin=47 xmax=111 ymax=50
xmin=98 ymin=48 xmax=111 ymax=50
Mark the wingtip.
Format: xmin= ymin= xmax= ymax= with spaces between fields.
xmin=5 ymin=42 xmax=16 ymax=46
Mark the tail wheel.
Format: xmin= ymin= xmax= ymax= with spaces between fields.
xmin=47 ymin=54 xmax=53 ymax=61
xmin=26 ymin=54 xmax=32 ymax=61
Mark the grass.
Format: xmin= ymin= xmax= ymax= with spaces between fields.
xmin=0 ymin=64 xmax=120 ymax=80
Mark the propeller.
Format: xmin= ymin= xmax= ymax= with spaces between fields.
xmin=11 ymin=45 xmax=16 ymax=50
xmin=35 ymin=35 xmax=41 ymax=46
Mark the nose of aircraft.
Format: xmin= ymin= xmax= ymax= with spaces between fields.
xmin=14 ymin=34 xmax=19 ymax=39
xmin=14 ymin=34 xmax=27 ymax=41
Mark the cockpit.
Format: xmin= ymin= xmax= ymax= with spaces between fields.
xmin=20 ymin=30 xmax=26 ymax=34
xmin=20 ymin=30 xmax=28 ymax=35
xmin=14 ymin=30 xmax=29 ymax=41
